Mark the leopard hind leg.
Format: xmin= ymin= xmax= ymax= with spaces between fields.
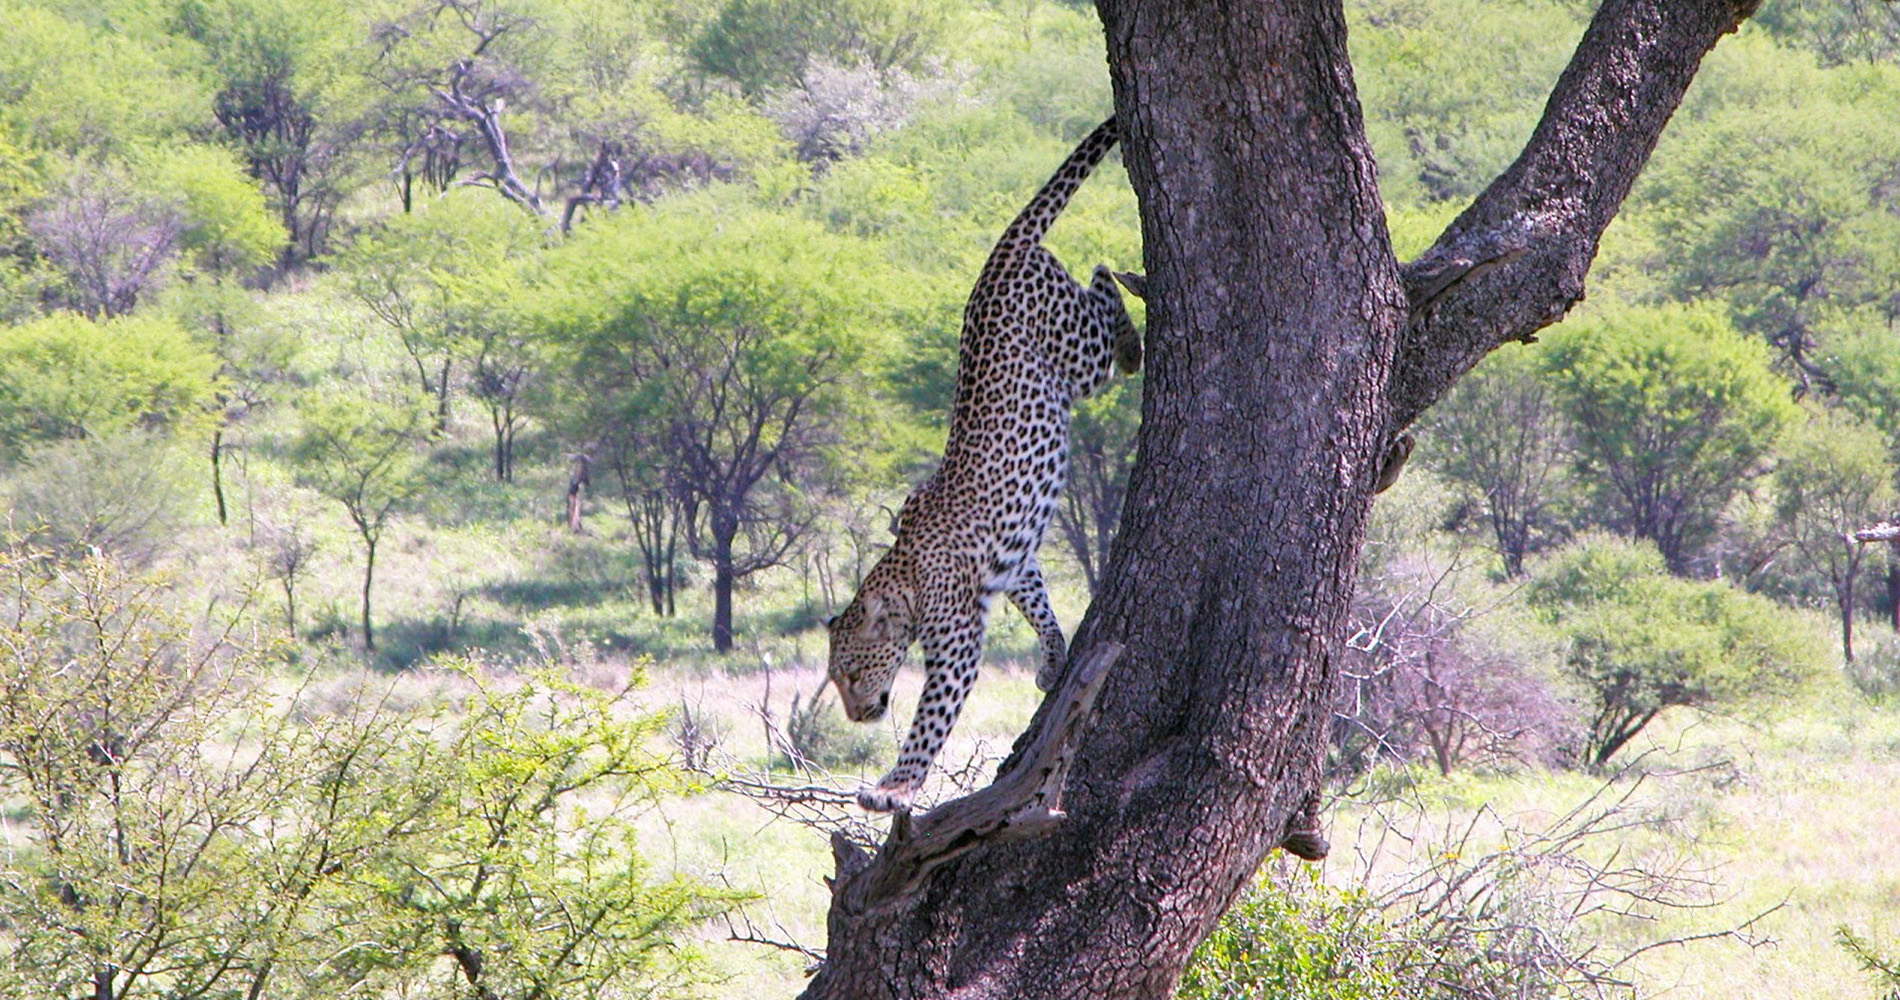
xmin=1006 ymin=557 xmax=1068 ymax=692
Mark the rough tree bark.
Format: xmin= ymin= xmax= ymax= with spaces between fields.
xmin=801 ymin=1 xmax=1760 ymax=998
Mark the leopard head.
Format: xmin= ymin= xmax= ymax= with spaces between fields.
xmin=825 ymin=589 xmax=912 ymax=723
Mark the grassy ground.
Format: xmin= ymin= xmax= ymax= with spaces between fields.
xmin=631 ymin=658 xmax=1900 ymax=999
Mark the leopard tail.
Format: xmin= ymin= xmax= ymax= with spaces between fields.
xmin=990 ymin=116 xmax=1120 ymax=253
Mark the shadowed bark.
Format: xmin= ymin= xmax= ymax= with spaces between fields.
xmin=802 ymin=1 xmax=1762 ymax=997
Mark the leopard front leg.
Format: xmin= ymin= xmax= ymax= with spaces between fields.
xmin=857 ymin=627 xmax=984 ymax=813
xmin=1006 ymin=558 xmax=1068 ymax=692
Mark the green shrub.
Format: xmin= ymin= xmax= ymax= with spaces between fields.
xmin=1845 ymin=631 xmax=1900 ymax=704
xmin=0 ymin=541 xmax=731 ymax=1000
xmin=1179 ymin=867 xmax=1400 ymax=1000
xmin=1529 ymin=533 xmax=1828 ymax=766
xmin=779 ymin=686 xmax=882 ymax=771
xmin=1838 ymin=926 xmax=1900 ymax=1000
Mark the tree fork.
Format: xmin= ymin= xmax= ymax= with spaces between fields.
xmin=801 ymin=1 xmax=1761 ymax=997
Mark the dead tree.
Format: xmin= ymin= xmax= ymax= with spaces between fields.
xmin=801 ymin=2 xmax=1766 ymax=997
xmin=1853 ymin=519 xmax=1900 ymax=632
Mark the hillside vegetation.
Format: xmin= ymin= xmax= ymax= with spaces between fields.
xmin=2 ymin=0 xmax=1900 ymax=997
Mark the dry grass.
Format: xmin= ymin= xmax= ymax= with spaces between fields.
xmin=632 ymin=654 xmax=1048 ymax=994
xmin=630 ymin=657 xmax=1900 ymax=999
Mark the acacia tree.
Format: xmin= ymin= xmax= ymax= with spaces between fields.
xmin=1776 ymin=406 xmax=1897 ymax=662
xmin=805 ymin=1 xmax=1767 ymax=997
xmin=337 ymin=192 xmax=539 ymax=433
xmin=1528 ymin=534 xmax=1822 ymax=767
xmin=291 ymin=392 xmax=429 ymax=652
xmin=1543 ymin=303 xmax=1796 ymax=575
xmin=545 ymin=206 xmax=894 ymax=652
xmin=175 ymin=0 xmax=366 ymax=266
xmin=27 ymin=162 xmax=183 ymax=318
xmin=1422 ymin=346 xmax=1571 ymax=576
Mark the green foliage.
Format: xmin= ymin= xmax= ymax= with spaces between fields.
xmin=0 ymin=311 xmax=220 ymax=461
xmin=290 ymin=391 xmax=430 ymax=531
xmin=1528 ymin=533 xmax=1827 ymax=766
xmin=965 ymin=2 xmax=1112 ymax=136
xmin=0 ymin=120 xmax=45 ymax=319
xmin=538 ymin=199 xmax=904 ymax=647
xmin=1752 ymin=0 xmax=1900 ymax=69
xmin=1639 ymin=62 xmax=1900 ymax=382
xmin=0 ymin=544 xmax=728 ymax=1000
xmin=1421 ymin=344 xmax=1570 ymax=575
xmin=171 ymin=0 xmax=369 ymax=259
xmin=1825 ymin=324 xmax=1900 ymax=452
xmin=1349 ymin=0 xmax=1582 ymax=205
xmin=1773 ymin=405 xmax=1895 ymax=659
xmin=0 ymin=0 xmax=207 ymax=153
xmin=689 ymin=0 xmax=953 ymax=97
xmin=4 ymin=431 xmax=202 ymax=564
xmin=542 ymin=199 xmax=897 ymax=428
xmin=334 ymin=191 xmax=543 ymax=423
xmin=1179 ymin=868 xmax=1400 ymax=1000
xmin=138 ymin=143 xmax=286 ymax=273
xmin=1837 ymin=926 xmax=1900 ymax=1000
xmin=1541 ymin=302 xmax=1798 ymax=573
xmin=1844 ymin=631 xmax=1900 ymax=705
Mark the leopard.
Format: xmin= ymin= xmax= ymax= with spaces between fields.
xmin=825 ymin=116 xmax=1142 ymax=813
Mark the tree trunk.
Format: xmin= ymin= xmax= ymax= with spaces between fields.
xmin=500 ymin=413 xmax=516 ymax=482
xmin=712 ymin=522 xmax=736 ymax=654
xmin=803 ymin=1 xmax=1759 ymax=997
xmin=1842 ymin=555 xmax=1859 ymax=663
xmin=567 ymin=454 xmax=590 ymax=534
xmin=361 ymin=535 xmax=378 ymax=652
xmin=493 ymin=417 xmax=507 ymax=482
xmin=435 ymin=357 xmax=453 ymax=433
xmin=1887 ymin=551 xmax=1899 ymax=632
xmin=666 ymin=553 xmax=678 ymax=618
xmin=211 ymin=430 xmax=229 ymax=526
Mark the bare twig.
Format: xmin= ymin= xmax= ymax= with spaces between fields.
xmin=1338 ymin=753 xmax=1783 ymax=998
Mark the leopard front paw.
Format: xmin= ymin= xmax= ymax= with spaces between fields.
xmin=856 ymin=774 xmax=920 ymax=813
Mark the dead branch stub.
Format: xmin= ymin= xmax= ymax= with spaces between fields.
xmin=827 ymin=642 xmax=1124 ymax=914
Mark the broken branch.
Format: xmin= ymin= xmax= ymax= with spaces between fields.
xmin=829 ymin=642 xmax=1124 ymax=913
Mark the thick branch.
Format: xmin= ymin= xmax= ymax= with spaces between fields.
xmin=1850 ymin=522 xmax=1900 ymax=545
xmin=826 ymin=643 xmax=1123 ymax=913
xmin=1386 ymin=0 xmax=1762 ymax=430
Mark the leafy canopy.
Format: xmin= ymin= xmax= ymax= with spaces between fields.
xmin=1528 ymin=533 xmax=1826 ymax=766
xmin=0 ymin=311 xmax=220 ymax=461
xmin=1541 ymin=302 xmax=1798 ymax=572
